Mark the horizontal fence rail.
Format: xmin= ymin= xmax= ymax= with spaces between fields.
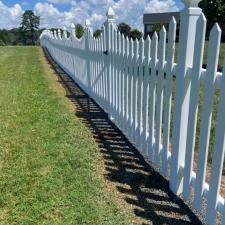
xmin=40 ymin=1 xmax=225 ymax=224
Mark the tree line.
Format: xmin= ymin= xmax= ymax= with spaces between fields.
xmin=0 ymin=1 xmax=224 ymax=46
xmin=0 ymin=10 xmax=41 ymax=46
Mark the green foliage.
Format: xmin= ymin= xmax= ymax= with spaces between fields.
xmin=75 ymin=24 xmax=84 ymax=39
xmin=118 ymin=23 xmax=131 ymax=37
xmin=130 ymin=29 xmax=143 ymax=40
xmin=0 ymin=10 xmax=41 ymax=46
xmin=0 ymin=28 xmax=23 ymax=45
xmin=93 ymin=28 xmax=102 ymax=38
xmin=199 ymin=0 xmax=225 ymax=36
xmin=117 ymin=23 xmax=142 ymax=41
xmin=152 ymin=23 xmax=168 ymax=34
xmin=20 ymin=10 xmax=40 ymax=45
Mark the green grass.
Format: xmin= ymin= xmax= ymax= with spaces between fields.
xmin=203 ymin=41 xmax=225 ymax=67
xmin=0 ymin=46 xmax=129 ymax=225
xmin=174 ymin=41 xmax=225 ymax=66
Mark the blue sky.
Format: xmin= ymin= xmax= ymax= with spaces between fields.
xmin=0 ymin=0 xmax=184 ymax=30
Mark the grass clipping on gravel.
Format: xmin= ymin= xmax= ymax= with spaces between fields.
xmin=0 ymin=46 xmax=129 ymax=225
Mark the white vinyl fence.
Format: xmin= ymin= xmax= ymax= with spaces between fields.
xmin=40 ymin=1 xmax=225 ymax=224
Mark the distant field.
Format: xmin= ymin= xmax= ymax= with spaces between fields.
xmin=0 ymin=46 xmax=130 ymax=225
xmin=174 ymin=41 xmax=225 ymax=67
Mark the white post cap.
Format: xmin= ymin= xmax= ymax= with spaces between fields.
xmin=106 ymin=7 xmax=115 ymax=20
xmin=85 ymin=19 xmax=91 ymax=27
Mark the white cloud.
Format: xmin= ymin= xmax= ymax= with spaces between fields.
xmin=145 ymin=0 xmax=178 ymax=13
xmin=35 ymin=0 xmax=179 ymax=30
xmin=0 ymin=0 xmax=179 ymax=30
xmin=0 ymin=1 xmax=23 ymax=29
xmin=47 ymin=0 xmax=73 ymax=4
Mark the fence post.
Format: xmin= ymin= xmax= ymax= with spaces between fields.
xmin=170 ymin=0 xmax=202 ymax=194
xmin=85 ymin=19 xmax=92 ymax=96
xmin=105 ymin=7 xmax=115 ymax=117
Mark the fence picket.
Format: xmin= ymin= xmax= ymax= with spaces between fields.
xmin=194 ymin=23 xmax=221 ymax=211
xmin=155 ymin=27 xmax=166 ymax=166
xmin=207 ymin=58 xmax=225 ymax=224
xmin=117 ymin=31 xmax=121 ymax=124
xmin=137 ymin=38 xmax=144 ymax=149
xmin=128 ymin=39 xmax=133 ymax=139
xmin=162 ymin=17 xmax=176 ymax=176
xmin=148 ymin=32 xmax=158 ymax=160
xmin=142 ymin=36 xmax=151 ymax=155
xmin=132 ymin=40 xmax=138 ymax=142
xmin=124 ymin=37 xmax=129 ymax=134
xmin=183 ymin=14 xmax=207 ymax=200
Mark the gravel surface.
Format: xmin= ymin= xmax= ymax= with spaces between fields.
xmin=44 ymin=48 xmax=209 ymax=225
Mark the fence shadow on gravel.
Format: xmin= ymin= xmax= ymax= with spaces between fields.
xmin=43 ymin=48 xmax=204 ymax=225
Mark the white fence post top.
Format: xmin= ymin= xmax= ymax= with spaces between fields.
xmin=57 ymin=29 xmax=62 ymax=39
xmin=63 ymin=26 xmax=67 ymax=39
xmin=54 ymin=30 xmax=58 ymax=39
xmin=182 ymin=0 xmax=201 ymax=7
xmin=85 ymin=19 xmax=91 ymax=27
xmin=70 ymin=23 xmax=76 ymax=37
xmin=85 ymin=19 xmax=93 ymax=34
xmin=106 ymin=7 xmax=115 ymax=23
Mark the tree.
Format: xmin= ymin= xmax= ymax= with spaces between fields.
xmin=93 ymin=29 xmax=102 ymax=38
xmin=152 ymin=23 xmax=167 ymax=35
xmin=20 ymin=10 xmax=40 ymax=45
xmin=118 ymin=23 xmax=131 ymax=37
xmin=75 ymin=24 xmax=84 ymax=39
xmin=130 ymin=29 xmax=142 ymax=40
xmin=199 ymin=0 xmax=225 ymax=36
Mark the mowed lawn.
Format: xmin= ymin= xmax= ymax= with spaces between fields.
xmin=0 ymin=46 xmax=129 ymax=225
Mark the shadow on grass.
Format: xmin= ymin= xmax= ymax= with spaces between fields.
xmin=43 ymin=48 xmax=204 ymax=225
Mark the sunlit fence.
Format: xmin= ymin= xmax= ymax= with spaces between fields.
xmin=40 ymin=1 xmax=225 ymax=224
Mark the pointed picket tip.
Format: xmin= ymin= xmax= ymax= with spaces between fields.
xmin=139 ymin=37 xmax=144 ymax=44
xmin=198 ymin=13 xmax=207 ymax=24
xmin=139 ymin=37 xmax=144 ymax=52
xmin=106 ymin=7 xmax=115 ymax=18
xmin=146 ymin=34 xmax=151 ymax=42
xmin=126 ymin=36 xmax=129 ymax=42
xmin=160 ymin=26 xmax=166 ymax=35
xmin=152 ymin=32 xmax=158 ymax=42
xmin=160 ymin=26 xmax=167 ymax=40
xmin=135 ymin=38 xmax=139 ymax=44
xmin=208 ymin=23 xmax=222 ymax=44
xmin=210 ymin=23 xmax=222 ymax=35
xmin=169 ymin=16 xmax=177 ymax=26
xmin=134 ymin=38 xmax=139 ymax=54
